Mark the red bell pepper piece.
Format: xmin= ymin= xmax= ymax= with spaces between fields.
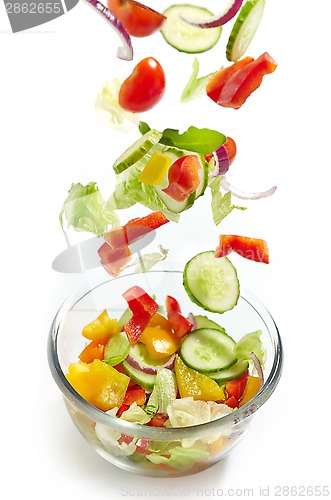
xmin=225 ymin=370 xmax=249 ymax=402
xmin=122 ymin=286 xmax=159 ymax=346
xmin=207 ymin=57 xmax=254 ymax=104
xmin=215 ymin=235 xmax=269 ymax=264
xmin=123 ymin=387 xmax=147 ymax=406
xmin=98 ymin=243 xmax=132 ymax=277
xmin=125 ymin=211 xmax=169 ymax=244
xmin=207 ymin=53 xmax=277 ymax=110
xmin=147 ymin=413 xmax=169 ymax=427
xmin=165 ymin=295 xmax=193 ymax=339
xmin=103 ymin=211 xmax=169 ymax=249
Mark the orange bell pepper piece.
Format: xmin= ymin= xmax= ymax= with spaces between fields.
xmin=82 ymin=310 xmax=118 ymax=341
xmin=78 ymin=337 xmax=109 ymax=363
xmin=140 ymin=326 xmax=180 ymax=360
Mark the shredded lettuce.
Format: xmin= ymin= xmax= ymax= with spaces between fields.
xmin=95 ymin=78 xmax=140 ymax=131
xmin=120 ymin=402 xmax=151 ymax=424
xmin=124 ymin=245 xmax=169 ymax=273
xmin=181 ymin=58 xmax=215 ymax=103
xmin=166 ymin=397 xmax=232 ymax=447
xmin=95 ymin=408 xmax=137 ymax=456
xmin=235 ymin=330 xmax=266 ymax=366
xmin=59 ymin=182 xmax=119 ymax=237
xmin=105 ymin=150 xmax=181 ymax=222
xmin=146 ymin=445 xmax=209 ymax=471
xmin=209 ymin=177 xmax=246 ymax=225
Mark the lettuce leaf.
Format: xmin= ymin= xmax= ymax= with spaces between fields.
xmin=146 ymin=446 xmax=209 ymax=471
xmin=105 ymin=149 xmax=181 ymax=222
xmin=181 ymin=58 xmax=214 ymax=103
xmin=120 ymin=402 xmax=151 ymax=424
xmin=95 ymin=78 xmax=140 ymax=131
xmin=235 ymin=330 xmax=266 ymax=366
xmin=139 ymin=121 xmax=225 ymax=155
xmin=209 ymin=177 xmax=246 ymax=225
xmin=60 ymin=182 xmax=119 ymax=237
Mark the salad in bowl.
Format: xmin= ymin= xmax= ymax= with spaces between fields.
xmin=48 ymin=251 xmax=282 ymax=476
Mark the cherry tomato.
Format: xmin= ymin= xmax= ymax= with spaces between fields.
xmin=107 ymin=0 xmax=166 ymax=37
xmin=119 ymin=57 xmax=166 ymax=113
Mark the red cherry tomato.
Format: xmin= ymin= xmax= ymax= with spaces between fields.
xmin=107 ymin=0 xmax=166 ymax=38
xmin=119 ymin=57 xmax=166 ymax=113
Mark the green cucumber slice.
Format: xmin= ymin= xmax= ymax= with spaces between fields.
xmin=209 ymin=360 xmax=249 ymax=383
xmin=112 ymin=129 xmax=162 ymax=175
xmin=226 ymin=0 xmax=265 ymax=62
xmin=122 ymin=360 xmax=156 ymax=392
xmin=183 ymin=251 xmax=240 ymax=313
xmin=194 ymin=315 xmax=226 ymax=333
xmin=179 ymin=328 xmax=237 ymax=373
xmin=161 ymin=5 xmax=221 ymax=54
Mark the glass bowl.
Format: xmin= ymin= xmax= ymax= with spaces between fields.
xmin=48 ymin=269 xmax=283 ymax=477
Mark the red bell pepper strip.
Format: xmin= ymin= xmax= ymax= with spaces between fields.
xmin=123 ymin=387 xmax=147 ymax=406
xmin=206 ymin=57 xmax=254 ymax=104
xmin=215 ymin=235 xmax=269 ymax=264
xmin=147 ymin=413 xmax=169 ymax=427
xmin=125 ymin=211 xmax=169 ymax=244
xmin=165 ymin=295 xmax=193 ymax=339
xmin=122 ymin=286 xmax=159 ymax=346
xmin=207 ymin=53 xmax=277 ymax=110
xmin=98 ymin=242 xmax=132 ymax=277
xmin=225 ymin=370 xmax=249 ymax=402
xmin=103 ymin=211 xmax=169 ymax=249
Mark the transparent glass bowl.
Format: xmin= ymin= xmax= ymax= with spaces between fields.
xmin=48 ymin=270 xmax=283 ymax=477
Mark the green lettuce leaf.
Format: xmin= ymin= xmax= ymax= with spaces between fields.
xmin=181 ymin=58 xmax=215 ymax=103
xmin=60 ymin=182 xmax=119 ymax=237
xmin=95 ymin=78 xmax=140 ymax=131
xmin=146 ymin=446 xmax=210 ymax=471
xmin=105 ymin=148 xmax=181 ymax=222
xmin=139 ymin=121 xmax=225 ymax=155
xmin=235 ymin=330 xmax=266 ymax=366
xmin=209 ymin=177 xmax=246 ymax=225
xmin=120 ymin=403 xmax=151 ymax=424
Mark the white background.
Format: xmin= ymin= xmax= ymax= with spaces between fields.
xmin=1 ymin=0 xmax=330 ymax=498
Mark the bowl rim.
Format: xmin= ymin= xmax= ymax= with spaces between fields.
xmin=48 ymin=269 xmax=283 ymax=440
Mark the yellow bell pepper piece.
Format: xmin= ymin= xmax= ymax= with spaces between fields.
xmin=66 ymin=359 xmax=130 ymax=411
xmin=140 ymin=326 xmax=180 ymax=360
xmin=175 ymin=356 xmax=225 ymax=402
xmin=82 ymin=310 xmax=118 ymax=341
xmin=139 ymin=151 xmax=173 ymax=186
xmin=239 ymin=376 xmax=262 ymax=407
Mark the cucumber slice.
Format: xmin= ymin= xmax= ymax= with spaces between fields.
xmin=161 ymin=5 xmax=222 ymax=54
xmin=209 ymin=360 xmax=249 ymax=384
xmin=183 ymin=251 xmax=240 ymax=313
xmin=226 ymin=0 xmax=265 ymax=62
xmin=122 ymin=360 xmax=156 ymax=392
xmin=194 ymin=315 xmax=226 ymax=333
xmin=179 ymin=328 xmax=237 ymax=373
xmin=112 ymin=129 xmax=162 ymax=175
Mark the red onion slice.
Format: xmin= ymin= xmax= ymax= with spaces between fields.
xmin=180 ymin=0 xmax=243 ymax=29
xmin=187 ymin=313 xmax=197 ymax=331
xmin=125 ymin=353 xmax=176 ymax=375
xmin=84 ymin=0 xmax=133 ymax=60
xmin=209 ymin=145 xmax=230 ymax=177
xmin=220 ymin=175 xmax=277 ymax=200
xmin=250 ymin=351 xmax=264 ymax=386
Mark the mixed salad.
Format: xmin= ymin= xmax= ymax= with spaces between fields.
xmin=54 ymin=0 xmax=278 ymax=474
xmin=66 ymin=249 xmax=266 ymax=472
